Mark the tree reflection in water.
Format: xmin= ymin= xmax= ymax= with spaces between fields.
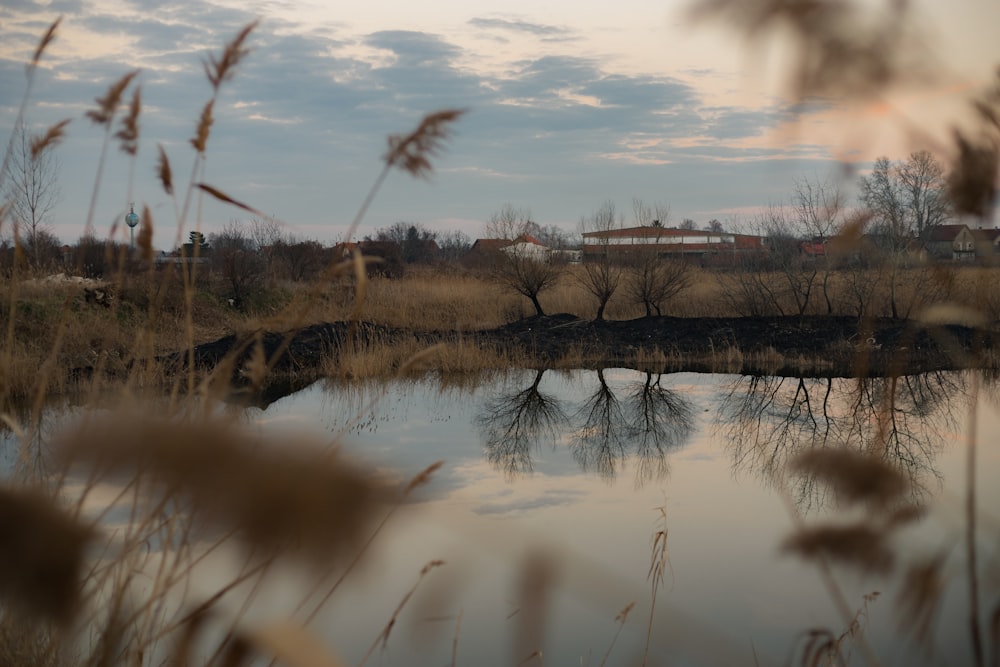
xmin=623 ymin=371 xmax=695 ymax=486
xmin=475 ymin=369 xmax=568 ymax=479
xmin=718 ymin=371 xmax=967 ymax=510
xmin=477 ymin=369 xmax=694 ymax=485
xmin=569 ymin=369 xmax=630 ymax=481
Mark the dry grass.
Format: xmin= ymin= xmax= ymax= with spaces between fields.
xmin=0 ymin=8 xmax=998 ymax=667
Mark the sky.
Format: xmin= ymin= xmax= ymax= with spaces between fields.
xmin=1 ymin=0 xmax=998 ymax=250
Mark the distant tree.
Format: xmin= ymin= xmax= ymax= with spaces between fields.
xmin=368 ymin=222 xmax=438 ymax=263
xmin=2 ymin=123 xmax=62 ymax=267
xmin=75 ymin=232 xmax=108 ymax=278
xmin=679 ymin=218 xmax=696 ymax=230
xmin=577 ymin=201 xmax=623 ymax=321
xmin=632 ymin=198 xmax=671 ymax=227
xmin=859 ymin=151 xmax=950 ymax=242
xmin=793 ymin=175 xmax=844 ymax=240
xmin=248 ymin=217 xmax=282 ymax=250
xmin=271 ymin=236 xmax=327 ymax=282
xmin=437 ymin=230 xmax=472 ymax=262
xmin=625 ymin=250 xmax=693 ymax=317
xmin=21 ymin=228 xmax=62 ymax=271
xmin=534 ymin=224 xmax=578 ymax=250
xmin=705 ymin=219 xmax=724 ymax=233
xmin=209 ymin=223 xmax=264 ymax=308
xmin=632 ymin=198 xmax=654 ymax=227
xmin=793 ymin=173 xmax=846 ymax=313
xmin=760 ymin=204 xmax=817 ymax=316
xmin=485 ymin=203 xmax=535 ymax=240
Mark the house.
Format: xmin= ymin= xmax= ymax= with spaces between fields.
xmin=799 ymin=239 xmax=827 ymax=259
xmin=500 ymin=234 xmax=549 ymax=260
xmin=970 ymin=228 xmax=1000 ymax=261
xmin=581 ymin=225 xmax=765 ymax=266
xmin=465 ymin=238 xmax=512 ymax=268
xmin=924 ymin=224 xmax=976 ymax=261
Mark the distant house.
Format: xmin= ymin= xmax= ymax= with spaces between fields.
xmin=924 ymin=224 xmax=976 ymax=261
xmin=465 ymin=238 xmax=512 ymax=268
xmin=581 ymin=225 xmax=765 ymax=266
xmin=500 ymin=234 xmax=549 ymax=260
xmin=331 ymin=241 xmax=360 ymax=259
xmin=799 ymin=239 xmax=827 ymax=259
xmin=970 ymin=228 xmax=1000 ymax=260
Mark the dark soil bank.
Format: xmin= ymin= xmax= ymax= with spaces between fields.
xmin=169 ymin=314 xmax=996 ymax=382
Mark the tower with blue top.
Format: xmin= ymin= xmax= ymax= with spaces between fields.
xmin=125 ymin=203 xmax=139 ymax=249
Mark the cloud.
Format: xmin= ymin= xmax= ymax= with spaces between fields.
xmin=0 ymin=2 xmax=849 ymax=248
xmin=467 ymin=16 xmax=576 ymax=42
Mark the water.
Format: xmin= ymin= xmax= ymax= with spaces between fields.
xmin=4 ymin=369 xmax=995 ymax=665
xmin=237 ymin=369 xmax=997 ymax=666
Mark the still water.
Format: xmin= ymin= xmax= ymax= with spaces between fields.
xmin=5 ymin=369 xmax=996 ymax=666
xmin=233 ymin=369 xmax=998 ymax=666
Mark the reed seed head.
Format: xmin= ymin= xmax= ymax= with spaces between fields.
xmin=384 ymin=109 xmax=466 ymax=179
xmin=204 ymin=21 xmax=258 ymax=91
xmin=115 ymin=86 xmax=142 ymax=156
xmin=0 ymin=485 xmax=92 ymax=624
xmin=191 ymin=100 xmax=215 ymax=154
xmin=947 ymin=132 xmax=998 ymax=219
xmin=31 ymin=17 xmax=60 ymax=65
xmin=782 ymin=523 xmax=894 ymax=573
xmin=57 ymin=414 xmax=390 ymax=564
xmin=29 ymin=119 xmax=71 ymax=159
xmin=156 ymin=144 xmax=173 ymax=195
xmin=790 ymin=447 xmax=909 ymax=509
xmin=86 ymin=70 xmax=140 ymax=127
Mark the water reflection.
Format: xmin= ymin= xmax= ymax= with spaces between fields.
xmin=476 ymin=369 xmax=568 ymax=478
xmin=624 ymin=371 xmax=695 ymax=486
xmin=718 ymin=372 xmax=965 ymax=508
xmin=476 ymin=369 xmax=694 ymax=486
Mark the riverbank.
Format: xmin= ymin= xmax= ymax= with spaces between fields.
xmin=165 ymin=314 xmax=998 ymax=388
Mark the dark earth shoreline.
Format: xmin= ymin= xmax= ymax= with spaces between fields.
xmin=169 ymin=314 xmax=997 ymax=385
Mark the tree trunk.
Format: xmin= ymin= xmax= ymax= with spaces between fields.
xmin=596 ymin=300 xmax=607 ymax=321
xmin=530 ymin=294 xmax=545 ymax=317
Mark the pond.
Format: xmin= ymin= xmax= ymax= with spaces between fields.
xmin=234 ymin=369 xmax=997 ymax=666
xmin=4 ymin=369 xmax=996 ymax=666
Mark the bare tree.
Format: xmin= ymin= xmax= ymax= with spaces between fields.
xmin=632 ymin=198 xmax=671 ymax=227
xmin=724 ymin=204 xmax=817 ymax=317
xmin=437 ymin=229 xmax=471 ymax=261
xmin=493 ymin=250 xmax=562 ymax=317
xmin=632 ymin=197 xmax=654 ymax=227
xmin=899 ymin=151 xmax=951 ymax=239
xmin=793 ymin=174 xmax=846 ymax=313
xmin=625 ymin=245 xmax=693 ymax=317
xmin=679 ymin=218 xmax=697 ymax=230
xmin=248 ymin=217 xmax=282 ymax=251
xmin=209 ymin=222 xmax=265 ymax=309
xmin=578 ymin=201 xmax=623 ymax=321
xmin=485 ymin=203 xmax=535 ymax=240
xmin=2 ymin=123 xmax=62 ymax=267
xmin=271 ymin=236 xmax=327 ymax=282
xmin=859 ymin=151 xmax=951 ymax=242
xmin=367 ymin=222 xmax=438 ymax=264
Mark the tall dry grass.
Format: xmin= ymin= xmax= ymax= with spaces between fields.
xmin=0 ymin=4 xmax=998 ymax=666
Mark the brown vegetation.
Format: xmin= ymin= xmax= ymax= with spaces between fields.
xmin=1 ymin=5 xmax=998 ymax=666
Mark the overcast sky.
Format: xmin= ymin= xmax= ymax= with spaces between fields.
xmin=1 ymin=0 xmax=998 ymax=249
